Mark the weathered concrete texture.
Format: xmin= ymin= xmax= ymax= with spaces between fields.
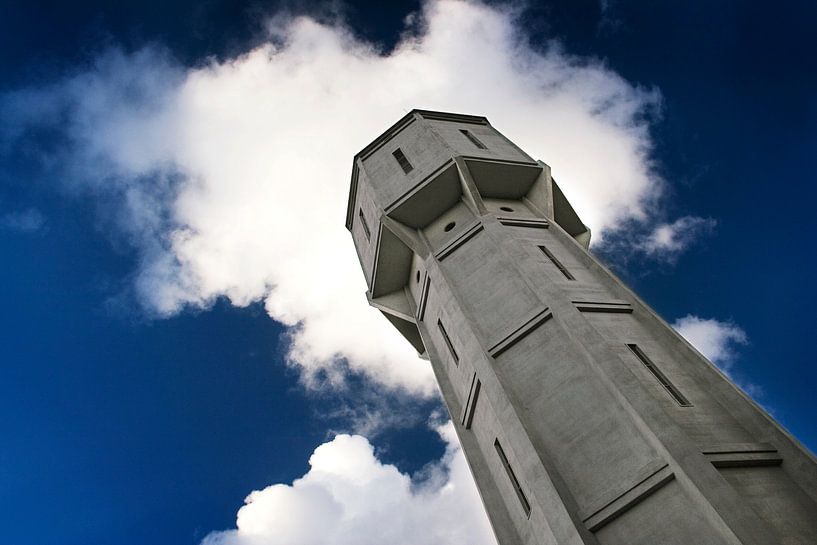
xmin=346 ymin=110 xmax=817 ymax=545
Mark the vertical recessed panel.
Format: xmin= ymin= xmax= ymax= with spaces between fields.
xmin=437 ymin=319 xmax=459 ymax=364
xmin=538 ymin=244 xmax=575 ymax=280
xmin=494 ymin=439 xmax=531 ymax=518
xmin=627 ymin=344 xmax=692 ymax=407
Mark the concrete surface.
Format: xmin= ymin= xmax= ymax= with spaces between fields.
xmin=346 ymin=110 xmax=817 ymax=545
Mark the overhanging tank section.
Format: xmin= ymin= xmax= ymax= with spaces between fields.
xmin=345 ymin=110 xmax=590 ymax=352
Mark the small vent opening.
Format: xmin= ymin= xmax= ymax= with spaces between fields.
xmin=460 ymin=129 xmax=488 ymax=150
xmin=392 ymin=148 xmax=414 ymax=174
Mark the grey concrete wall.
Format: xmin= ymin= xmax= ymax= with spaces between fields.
xmin=347 ymin=110 xmax=817 ymax=545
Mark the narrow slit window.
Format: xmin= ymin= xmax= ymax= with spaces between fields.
xmin=460 ymin=129 xmax=487 ymax=150
xmin=494 ymin=439 xmax=531 ymax=517
xmin=392 ymin=148 xmax=413 ymax=174
xmin=358 ymin=208 xmax=371 ymax=241
xmin=627 ymin=344 xmax=692 ymax=407
xmin=538 ymin=245 xmax=575 ymax=280
xmin=437 ymin=319 xmax=459 ymax=364
xmin=463 ymin=378 xmax=480 ymax=430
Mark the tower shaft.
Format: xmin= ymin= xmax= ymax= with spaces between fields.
xmin=346 ymin=110 xmax=817 ymax=545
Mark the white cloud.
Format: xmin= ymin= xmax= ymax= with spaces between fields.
xmin=2 ymin=0 xmax=688 ymax=393
xmin=672 ymin=314 xmax=748 ymax=371
xmin=638 ymin=216 xmax=716 ymax=262
xmin=0 ymin=5 xmax=740 ymax=539
xmin=672 ymin=314 xmax=761 ymax=398
xmin=201 ymin=421 xmax=497 ymax=545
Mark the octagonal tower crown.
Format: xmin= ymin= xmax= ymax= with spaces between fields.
xmin=346 ymin=109 xmax=590 ymax=354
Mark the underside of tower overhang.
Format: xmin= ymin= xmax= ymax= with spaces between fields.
xmin=364 ymin=155 xmax=592 ymax=355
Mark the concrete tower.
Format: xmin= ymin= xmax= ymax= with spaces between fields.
xmin=345 ymin=110 xmax=817 ymax=545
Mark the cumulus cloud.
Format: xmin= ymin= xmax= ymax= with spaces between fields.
xmin=1 ymin=0 xmax=698 ymax=392
xmin=672 ymin=314 xmax=748 ymax=370
xmin=672 ymin=314 xmax=762 ymax=398
xmin=0 ymin=5 xmax=736 ymax=539
xmin=202 ymin=422 xmax=497 ymax=545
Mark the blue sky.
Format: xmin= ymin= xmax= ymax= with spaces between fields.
xmin=1 ymin=1 xmax=816 ymax=544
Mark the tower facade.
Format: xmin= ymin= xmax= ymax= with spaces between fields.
xmin=345 ymin=110 xmax=817 ymax=545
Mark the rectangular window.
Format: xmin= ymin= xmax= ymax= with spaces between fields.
xmin=392 ymin=148 xmax=413 ymax=174
xmin=460 ymin=129 xmax=487 ymax=149
xmin=437 ymin=319 xmax=459 ymax=364
xmin=627 ymin=344 xmax=692 ymax=407
xmin=538 ymin=245 xmax=575 ymax=280
xmin=358 ymin=208 xmax=371 ymax=241
xmin=494 ymin=439 xmax=531 ymax=517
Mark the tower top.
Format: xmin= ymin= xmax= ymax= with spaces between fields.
xmin=345 ymin=109 xmax=591 ymax=354
xmin=346 ymin=109 xmax=493 ymax=230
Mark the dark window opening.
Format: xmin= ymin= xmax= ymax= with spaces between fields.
xmin=358 ymin=208 xmax=371 ymax=241
xmin=444 ymin=221 xmax=456 ymax=232
xmin=538 ymin=245 xmax=575 ymax=280
xmin=437 ymin=319 xmax=459 ymax=364
xmin=392 ymin=148 xmax=413 ymax=174
xmin=494 ymin=439 xmax=531 ymax=517
xmin=500 ymin=206 xmax=514 ymax=212
xmin=460 ymin=129 xmax=487 ymax=150
xmin=415 ymin=270 xmax=421 ymax=283
xmin=627 ymin=344 xmax=692 ymax=407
